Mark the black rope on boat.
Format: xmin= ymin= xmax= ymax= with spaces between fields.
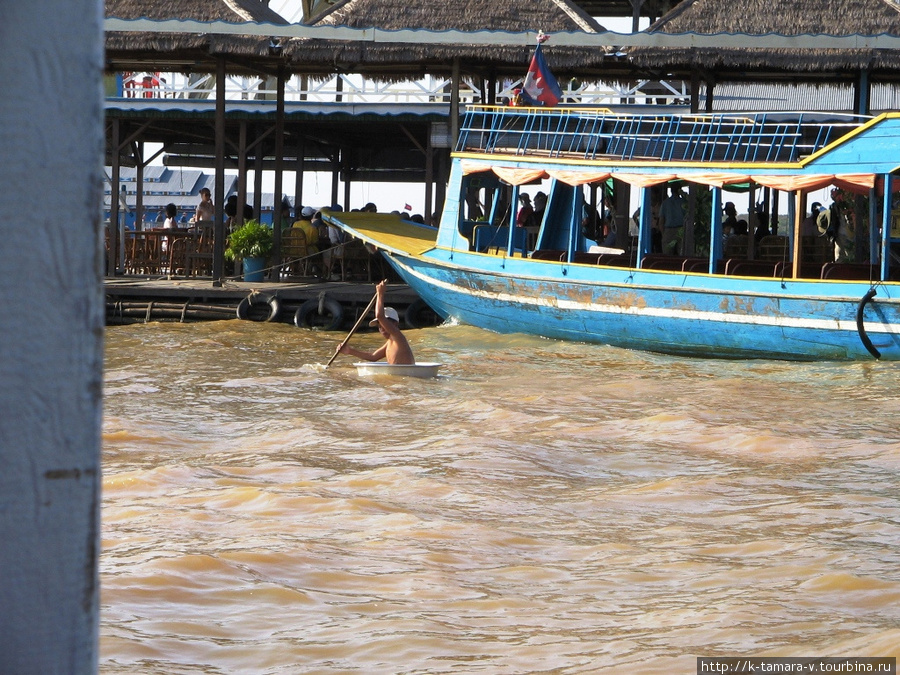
xmin=856 ymin=288 xmax=881 ymax=360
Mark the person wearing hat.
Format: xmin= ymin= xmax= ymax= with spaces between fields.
xmin=817 ymin=188 xmax=854 ymax=262
xmin=337 ymin=280 xmax=415 ymax=365
xmin=194 ymin=187 xmax=214 ymax=223
xmin=291 ymin=206 xmax=319 ymax=250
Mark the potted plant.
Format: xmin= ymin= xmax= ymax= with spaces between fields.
xmin=225 ymin=219 xmax=273 ymax=282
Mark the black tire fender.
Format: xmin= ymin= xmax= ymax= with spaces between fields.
xmin=294 ymin=296 xmax=344 ymax=331
xmin=404 ymin=297 xmax=440 ymax=329
xmin=856 ymin=288 xmax=881 ymax=360
xmin=236 ymin=293 xmax=281 ymax=322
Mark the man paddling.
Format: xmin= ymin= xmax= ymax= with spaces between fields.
xmin=337 ymin=280 xmax=415 ymax=365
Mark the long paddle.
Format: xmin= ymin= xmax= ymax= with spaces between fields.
xmin=325 ymin=291 xmax=378 ymax=368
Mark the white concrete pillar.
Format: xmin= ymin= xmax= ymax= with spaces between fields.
xmin=0 ymin=1 xmax=104 ymax=673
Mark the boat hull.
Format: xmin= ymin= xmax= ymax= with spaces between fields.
xmin=382 ymin=249 xmax=900 ymax=361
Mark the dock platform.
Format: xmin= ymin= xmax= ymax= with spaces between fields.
xmin=105 ymin=277 xmax=437 ymax=330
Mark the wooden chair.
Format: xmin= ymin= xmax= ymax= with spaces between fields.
xmin=337 ymin=238 xmax=373 ymax=281
xmin=186 ymin=223 xmax=214 ymax=276
xmin=167 ymin=236 xmax=189 ymax=276
xmin=281 ymin=228 xmax=310 ymax=278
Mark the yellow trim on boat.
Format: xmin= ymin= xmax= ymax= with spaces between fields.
xmin=797 ymin=112 xmax=891 ymax=167
xmin=451 ymin=151 xmax=799 ymax=171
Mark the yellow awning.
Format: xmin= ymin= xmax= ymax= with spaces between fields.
xmin=321 ymin=211 xmax=437 ymax=256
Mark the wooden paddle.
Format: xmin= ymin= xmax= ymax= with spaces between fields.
xmin=325 ymin=291 xmax=378 ymax=368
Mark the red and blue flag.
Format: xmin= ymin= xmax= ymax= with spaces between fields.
xmin=521 ymin=41 xmax=562 ymax=107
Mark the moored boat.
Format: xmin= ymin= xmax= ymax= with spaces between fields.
xmin=325 ymin=105 xmax=900 ymax=361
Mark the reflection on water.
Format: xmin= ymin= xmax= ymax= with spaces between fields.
xmin=102 ymin=320 xmax=900 ymax=673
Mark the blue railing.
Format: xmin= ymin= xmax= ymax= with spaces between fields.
xmin=456 ymin=106 xmax=868 ymax=164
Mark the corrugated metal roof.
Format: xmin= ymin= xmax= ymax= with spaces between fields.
xmin=712 ymin=81 xmax=900 ymax=113
xmin=711 ymin=82 xmax=854 ymax=112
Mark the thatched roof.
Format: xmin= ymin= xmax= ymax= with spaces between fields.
xmin=107 ymin=0 xmax=288 ymax=23
xmin=280 ymin=0 xmax=611 ymax=79
xmin=629 ymin=0 xmax=900 ymax=79
xmin=105 ymin=0 xmax=619 ymax=80
xmin=105 ymin=0 xmax=288 ymax=72
xmin=314 ymin=0 xmax=600 ymax=32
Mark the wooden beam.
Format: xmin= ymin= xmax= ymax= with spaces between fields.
xmin=213 ymin=56 xmax=226 ymax=285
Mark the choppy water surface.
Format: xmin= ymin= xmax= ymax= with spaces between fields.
xmin=101 ymin=319 xmax=900 ymax=674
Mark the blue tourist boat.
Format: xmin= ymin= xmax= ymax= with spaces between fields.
xmin=324 ymin=105 xmax=900 ymax=361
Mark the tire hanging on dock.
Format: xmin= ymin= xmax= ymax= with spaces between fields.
xmin=404 ymin=298 xmax=441 ymax=329
xmin=236 ymin=293 xmax=281 ymax=322
xmin=294 ymin=296 xmax=344 ymax=331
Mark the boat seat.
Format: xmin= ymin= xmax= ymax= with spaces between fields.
xmin=641 ymin=255 xmax=686 ymax=271
xmin=572 ymin=252 xmax=602 ymax=264
xmin=598 ymin=253 xmax=633 ymax=267
xmin=774 ymin=261 xmax=793 ymax=278
xmin=757 ymin=235 xmax=790 ymax=262
xmin=821 ymin=263 xmax=881 ymax=281
xmin=724 ymin=234 xmax=749 ymax=259
xmin=531 ymin=249 xmax=566 ymax=261
xmin=725 ymin=259 xmax=778 ymax=277
xmin=681 ymin=257 xmax=709 ymax=272
xmin=802 ymin=235 xmax=833 ymax=265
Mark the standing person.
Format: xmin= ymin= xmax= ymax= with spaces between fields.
xmin=817 ymin=188 xmax=854 ymax=262
xmin=658 ymin=185 xmax=686 ymax=255
xmin=515 ymin=193 xmax=533 ymax=228
xmin=532 ymin=192 xmax=547 ymax=226
xmin=279 ymin=198 xmax=293 ymax=230
xmin=337 ymin=280 xmax=415 ymax=365
xmin=723 ymin=202 xmax=738 ymax=231
xmin=195 ymin=187 xmax=214 ymax=223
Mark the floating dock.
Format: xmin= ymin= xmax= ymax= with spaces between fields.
xmin=105 ymin=278 xmax=439 ymax=330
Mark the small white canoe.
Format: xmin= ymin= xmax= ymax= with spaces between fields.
xmin=353 ymin=362 xmax=442 ymax=378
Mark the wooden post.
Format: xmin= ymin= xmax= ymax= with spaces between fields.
xmin=135 ymin=142 xmax=145 ymax=229
xmin=425 ymin=124 xmax=434 ymax=223
xmin=237 ymin=122 xmax=248 ymax=217
xmin=0 ymin=1 xmax=103 ymax=672
xmin=271 ymin=65 xmax=286 ymax=280
xmin=450 ymin=58 xmax=460 ymax=149
xmin=213 ymin=57 xmax=226 ymax=285
xmin=252 ymin=139 xmax=262 ymax=222
xmin=110 ymin=119 xmax=121 ymax=274
xmin=295 ymin=139 xmax=305 ymax=210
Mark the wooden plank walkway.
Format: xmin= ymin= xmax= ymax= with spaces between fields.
xmin=105 ymin=277 xmax=427 ymax=328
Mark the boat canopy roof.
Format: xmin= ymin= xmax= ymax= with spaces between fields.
xmin=459 ymin=162 xmax=882 ymax=195
xmin=454 ymin=106 xmax=900 ymax=186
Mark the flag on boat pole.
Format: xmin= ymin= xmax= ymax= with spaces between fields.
xmin=520 ymin=32 xmax=562 ymax=107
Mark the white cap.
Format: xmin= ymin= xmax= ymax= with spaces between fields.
xmin=301 ymin=206 xmax=315 ymax=217
xmin=370 ymin=307 xmax=400 ymax=326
